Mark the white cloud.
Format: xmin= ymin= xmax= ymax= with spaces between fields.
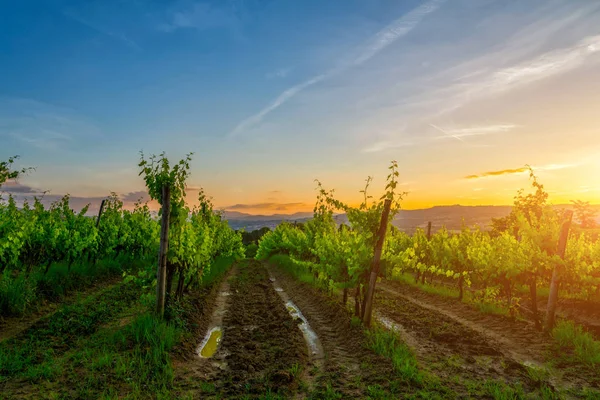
xmin=266 ymin=68 xmax=292 ymax=79
xmin=362 ymin=140 xmax=413 ymax=153
xmin=0 ymin=98 xmax=102 ymax=151
xmin=430 ymin=124 xmax=517 ymax=140
xmin=435 ymin=34 xmax=600 ymax=115
xmin=159 ymin=2 xmax=240 ymax=33
xmin=230 ymin=0 xmax=445 ymax=137
xmin=353 ymin=0 xmax=445 ymax=65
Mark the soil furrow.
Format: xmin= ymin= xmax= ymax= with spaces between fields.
xmin=174 ymin=260 xmax=307 ymax=398
xmin=375 ymin=279 xmax=600 ymax=394
xmin=378 ymin=283 xmax=544 ymax=365
xmin=268 ymin=264 xmax=412 ymax=399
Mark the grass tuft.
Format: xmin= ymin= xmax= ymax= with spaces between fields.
xmin=552 ymin=320 xmax=600 ymax=365
xmin=365 ymin=328 xmax=421 ymax=385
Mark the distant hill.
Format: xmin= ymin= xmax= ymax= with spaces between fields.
xmin=223 ymin=205 xmax=513 ymax=233
xmin=223 ymin=204 xmax=600 ymax=234
xmin=222 ymin=211 xmax=313 ymax=222
xmin=336 ymin=205 xmax=513 ymax=234
xmin=222 ymin=211 xmax=313 ymax=231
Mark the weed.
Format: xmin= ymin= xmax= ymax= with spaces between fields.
xmin=0 ymin=254 xmax=148 ymax=318
xmin=476 ymin=301 xmax=508 ymax=316
xmin=322 ymin=383 xmax=343 ymax=400
xmin=552 ymin=320 xmax=600 ymax=365
xmin=525 ymin=363 xmax=550 ymax=384
xmin=288 ymin=362 xmax=302 ymax=379
xmin=350 ymin=315 xmax=363 ymax=328
xmin=365 ymin=328 xmax=421 ymax=384
xmin=201 ymin=255 xmax=236 ymax=288
xmin=484 ymin=381 xmax=525 ymax=400
xmin=269 ymin=254 xmax=329 ymax=292
xmin=199 ymin=381 xmax=216 ymax=393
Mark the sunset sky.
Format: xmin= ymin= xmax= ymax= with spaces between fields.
xmin=1 ymin=0 xmax=599 ymax=215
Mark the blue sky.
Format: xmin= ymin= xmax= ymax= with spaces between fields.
xmin=2 ymin=0 xmax=600 ymax=214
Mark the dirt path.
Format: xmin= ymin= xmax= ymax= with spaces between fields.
xmin=174 ymin=260 xmax=307 ymax=398
xmin=172 ymin=267 xmax=238 ymax=391
xmin=269 ymin=271 xmax=324 ymax=397
xmin=0 ymin=276 xmax=122 ymax=343
xmin=268 ymin=265 xmax=417 ymax=399
xmin=376 ymin=279 xmax=599 ymax=393
xmin=378 ymin=282 xmax=548 ymax=365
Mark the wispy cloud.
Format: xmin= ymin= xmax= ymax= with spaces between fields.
xmin=362 ymin=121 xmax=514 ymax=153
xmin=230 ymin=0 xmax=445 ymax=137
xmin=121 ymin=190 xmax=150 ymax=203
xmin=465 ymin=163 xmax=578 ymax=180
xmin=159 ymin=2 xmax=241 ymax=34
xmin=465 ymin=167 xmax=529 ymax=180
xmin=9 ymin=131 xmax=71 ymax=150
xmin=363 ymin=140 xmax=413 ymax=153
xmin=231 ymin=74 xmax=327 ymax=136
xmin=266 ymin=68 xmax=292 ymax=79
xmin=0 ymin=181 xmax=41 ymax=194
xmin=0 ymin=98 xmax=102 ymax=151
xmin=430 ymin=124 xmax=517 ymax=140
xmin=63 ymin=10 xmax=140 ymax=50
xmin=437 ymin=34 xmax=600 ymax=115
xmin=352 ymin=0 xmax=445 ymax=65
xmin=429 ymin=123 xmax=465 ymax=143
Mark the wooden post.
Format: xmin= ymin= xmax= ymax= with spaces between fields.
xmin=544 ymin=210 xmax=573 ymax=333
xmin=96 ymin=199 xmax=106 ymax=229
xmin=156 ymin=185 xmax=171 ymax=318
xmin=427 ymin=221 xmax=432 ymax=240
xmin=362 ymin=199 xmax=392 ymax=327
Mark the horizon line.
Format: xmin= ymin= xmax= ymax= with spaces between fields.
xmin=218 ymin=201 xmax=600 ymax=217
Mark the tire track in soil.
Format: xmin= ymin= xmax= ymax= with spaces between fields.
xmin=373 ymin=285 xmax=534 ymax=388
xmin=189 ymin=260 xmax=307 ymax=398
xmin=191 ymin=266 xmax=236 ymax=378
xmin=268 ymin=271 xmax=324 ymax=398
xmin=378 ymin=282 xmax=546 ymax=365
xmin=172 ymin=267 xmax=238 ymax=394
xmin=375 ymin=280 xmax=599 ymax=393
xmin=268 ymin=264 xmax=410 ymax=399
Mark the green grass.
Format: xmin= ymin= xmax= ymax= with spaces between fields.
xmin=108 ymin=313 xmax=181 ymax=394
xmin=0 ymin=281 xmax=139 ymax=380
xmin=390 ymin=271 xmax=511 ymax=317
xmin=269 ymin=254 xmax=328 ymax=291
xmin=365 ymin=328 xmax=422 ymax=385
xmin=475 ymin=301 xmax=509 ymax=316
xmin=0 ymin=254 xmax=238 ymax=398
xmin=245 ymin=243 xmax=259 ymax=259
xmin=483 ymin=381 xmax=525 ymax=400
xmin=552 ymin=320 xmax=600 ymax=365
xmin=200 ymin=255 xmax=236 ymax=288
xmin=0 ymin=254 xmax=153 ymax=317
xmin=391 ymin=272 xmax=463 ymax=300
xmin=0 ymin=272 xmax=36 ymax=316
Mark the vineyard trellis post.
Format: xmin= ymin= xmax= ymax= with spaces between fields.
xmin=96 ymin=199 xmax=106 ymax=229
xmin=544 ymin=210 xmax=573 ymax=333
xmin=427 ymin=221 xmax=432 ymax=240
xmin=156 ymin=184 xmax=171 ymax=318
xmin=362 ymin=198 xmax=392 ymax=327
